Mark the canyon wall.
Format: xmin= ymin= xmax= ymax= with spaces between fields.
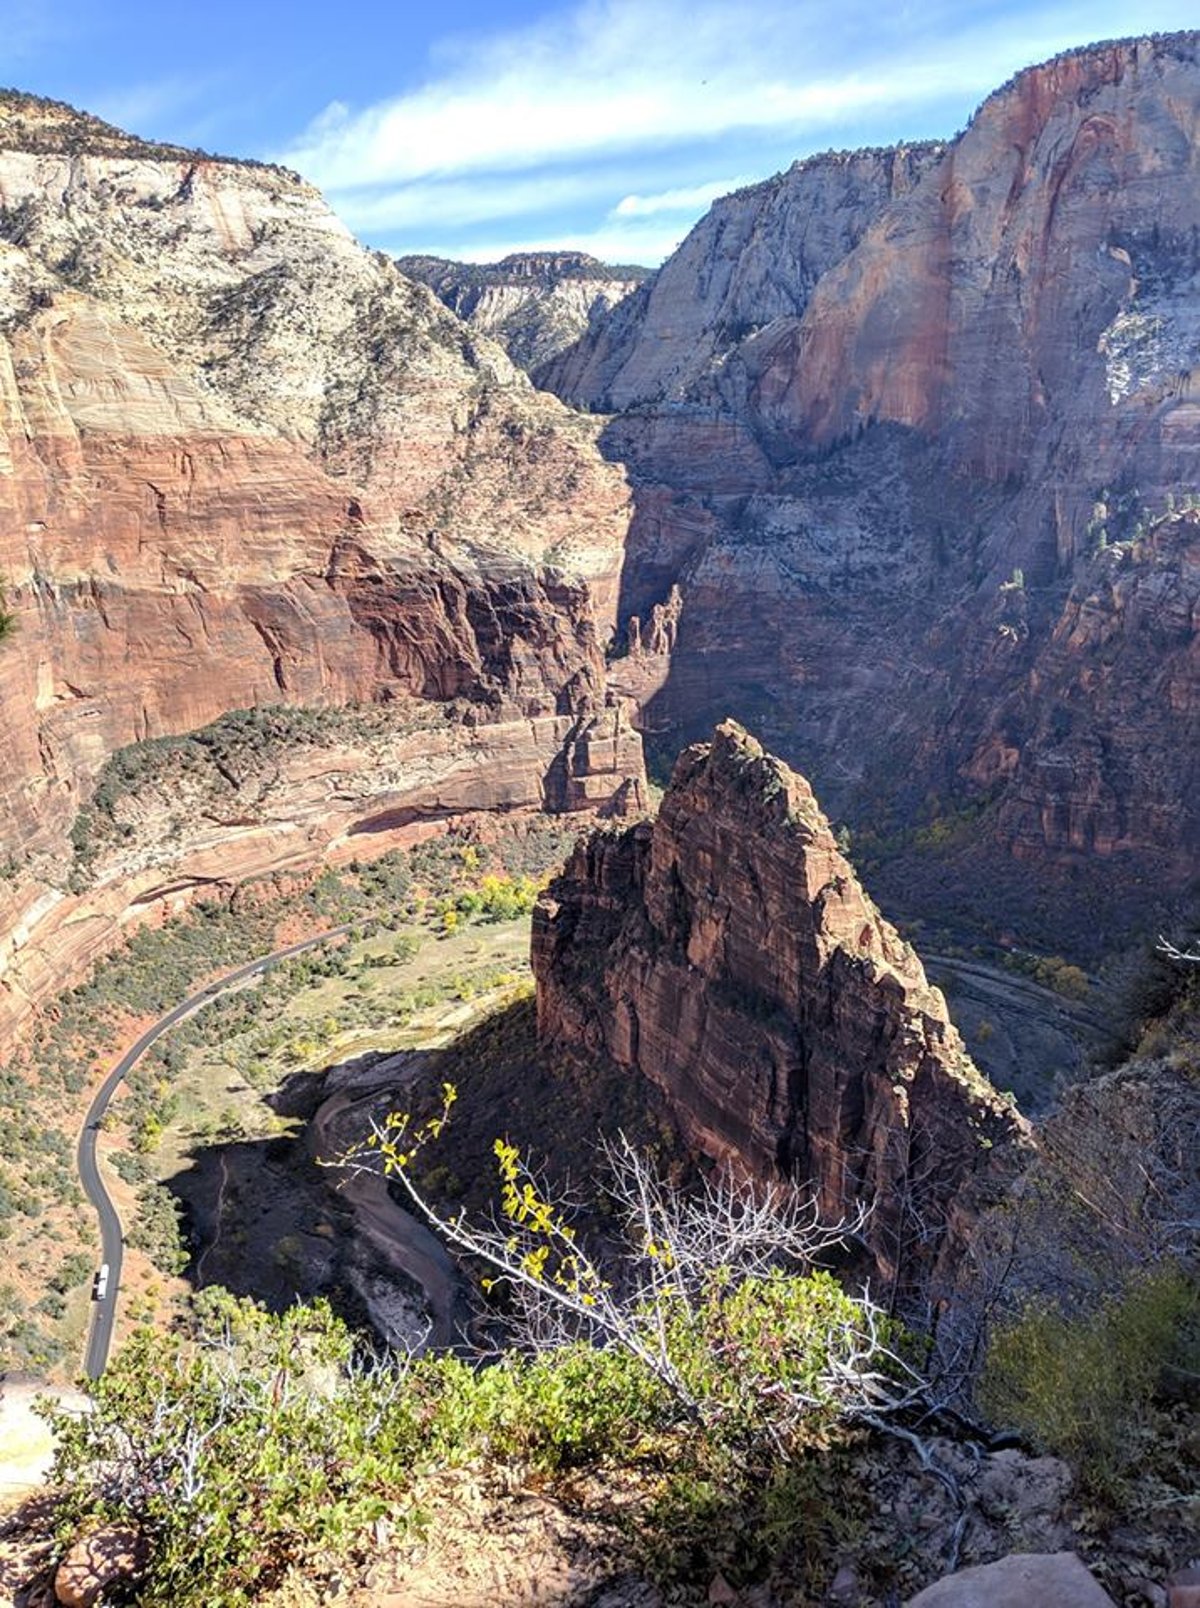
xmin=0 ymin=93 xmax=645 ymax=1034
xmin=533 ymin=722 xmax=1024 ymax=1288
xmin=543 ymin=144 xmax=943 ymax=411
xmin=397 ymin=252 xmax=647 ymax=376
xmin=542 ymin=33 xmax=1200 ymax=949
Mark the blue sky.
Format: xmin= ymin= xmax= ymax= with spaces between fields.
xmin=4 ymin=1 xmax=1199 ymax=265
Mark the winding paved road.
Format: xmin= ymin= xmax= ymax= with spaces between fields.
xmin=77 ymin=925 xmax=353 ymax=1380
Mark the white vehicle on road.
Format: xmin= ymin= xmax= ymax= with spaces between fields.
xmin=92 ymin=1264 xmax=109 ymax=1302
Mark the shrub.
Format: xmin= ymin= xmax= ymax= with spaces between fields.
xmin=980 ymin=1264 xmax=1200 ymax=1493
xmin=46 ymin=1299 xmax=407 ymax=1605
xmin=127 ymin=1183 xmax=189 ymax=1275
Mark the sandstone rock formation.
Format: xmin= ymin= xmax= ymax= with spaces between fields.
xmin=0 ymin=93 xmax=645 ymax=1034
xmin=969 ymin=509 xmax=1200 ymax=878
xmin=533 ymin=722 xmax=1023 ymax=1288
xmin=53 ymin=1522 xmax=146 ymax=1608
xmin=398 ymin=251 xmax=647 ymax=375
xmin=544 ymin=144 xmax=942 ymax=411
xmin=540 ymin=33 xmax=1200 ymax=948
xmin=905 ymin=1552 xmax=1117 ymax=1608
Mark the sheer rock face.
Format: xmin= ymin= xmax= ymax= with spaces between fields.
xmin=967 ymin=510 xmax=1200 ymax=874
xmin=0 ymin=94 xmax=645 ymax=1031
xmin=543 ymin=145 xmax=942 ymax=412
xmin=533 ymin=722 xmax=1023 ymax=1286
xmin=738 ymin=35 xmax=1200 ymax=507
xmin=538 ymin=35 xmax=1200 ymax=932
xmin=398 ymin=252 xmax=647 ymax=376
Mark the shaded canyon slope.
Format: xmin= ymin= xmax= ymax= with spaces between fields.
xmin=544 ymin=32 xmax=1200 ymax=951
xmin=0 ymin=92 xmax=645 ymax=1034
xmin=533 ymin=722 xmax=1024 ymax=1290
xmin=397 ymin=251 xmax=648 ymax=376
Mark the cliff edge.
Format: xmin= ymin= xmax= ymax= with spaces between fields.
xmin=533 ymin=721 xmax=1025 ymax=1289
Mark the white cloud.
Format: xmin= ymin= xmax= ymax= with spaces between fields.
xmin=280 ymin=0 xmax=1200 ymax=265
xmin=336 ymin=169 xmax=624 ymax=234
xmin=277 ymin=0 xmax=960 ymax=194
xmin=614 ymin=177 xmax=753 ymax=217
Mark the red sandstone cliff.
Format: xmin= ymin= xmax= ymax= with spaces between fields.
xmin=533 ymin=722 xmax=1024 ymax=1289
xmin=968 ymin=510 xmax=1200 ymax=872
xmin=0 ymin=93 xmax=644 ymax=1035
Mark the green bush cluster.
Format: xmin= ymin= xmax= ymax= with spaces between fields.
xmin=435 ymin=872 xmax=541 ymax=932
xmin=1017 ymin=952 xmax=1090 ymax=1000
xmin=45 ymin=1267 xmax=880 ymax=1606
xmin=980 ymin=1265 xmax=1200 ymax=1494
xmin=126 ymin=1183 xmax=189 ymax=1275
xmin=45 ymin=1297 xmax=667 ymax=1604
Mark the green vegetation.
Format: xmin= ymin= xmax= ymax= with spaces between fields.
xmin=126 ymin=1183 xmax=189 ymax=1275
xmin=396 ymin=251 xmax=652 ymax=289
xmin=853 ymin=786 xmax=1001 ymax=869
xmin=1084 ymin=483 xmax=1200 ymax=558
xmin=1004 ymin=950 xmax=1090 ymax=1000
xmin=2 ymin=818 xmax=582 ymax=1371
xmin=45 ymin=1156 xmax=892 ymax=1607
xmin=981 ymin=1265 xmax=1200 ymax=1495
xmin=46 ymin=1295 xmax=667 ymax=1603
xmin=0 ymin=574 xmax=15 ymax=642
xmin=69 ymin=703 xmax=433 ymax=886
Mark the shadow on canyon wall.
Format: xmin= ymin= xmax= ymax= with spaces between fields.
xmin=598 ymin=412 xmax=1198 ymax=962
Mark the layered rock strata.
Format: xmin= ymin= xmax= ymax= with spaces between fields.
xmin=0 ymin=699 xmax=643 ymax=1040
xmin=533 ymin=722 xmax=1023 ymax=1287
xmin=968 ymin=510 xmax=1200 ymax=874
xmin=541 ymin=34 xmax=1200 ymax=938
xmin=0 ymin=92 xmax=645 ymax=1032
xmin=397 ymin=251 xmax=647 ymax=376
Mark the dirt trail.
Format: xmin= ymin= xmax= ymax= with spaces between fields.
xmin=0 ymin=1381 xmax=87 ymax=1501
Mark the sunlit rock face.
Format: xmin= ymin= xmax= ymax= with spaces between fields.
xmin=0 ymin=92 xmax=645 ymax=1034
xmin=534 ymin=722 xmax=1026 ymax=1290
xmin=542 ymin=144 xmax=943 ymax=412
xmin=541 ymin=35 xmax=1200 ymax=943
xmin=398 ymin=251 xmax=648 ymax=376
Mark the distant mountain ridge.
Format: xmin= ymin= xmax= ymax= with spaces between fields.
xmin=398 ymin=250 xmax=648 ymax=374
xmin=0 ymin=85 xmax=289 ymax=170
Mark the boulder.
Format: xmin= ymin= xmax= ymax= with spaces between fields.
xmin=906 ymin=1551 xmax=1116 ymax=1607
xmin=54 ymin=1523 xmax=145 ymax=1608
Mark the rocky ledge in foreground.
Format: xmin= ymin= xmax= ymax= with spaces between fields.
xmin=533 ymin=720 xmax=1026 ymax=1290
